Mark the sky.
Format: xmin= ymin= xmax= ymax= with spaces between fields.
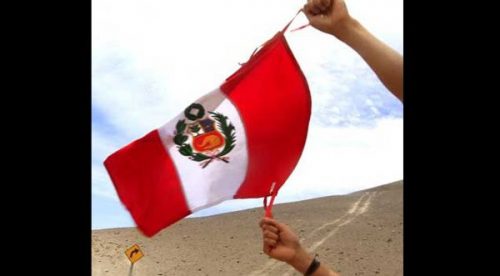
xmin=92 ymin=0 xmax=403 ymax=229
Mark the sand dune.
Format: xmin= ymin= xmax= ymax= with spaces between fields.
xmin=92 ymin=181 xmax=403 ymax=275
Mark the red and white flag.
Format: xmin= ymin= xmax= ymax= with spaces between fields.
xmin=104 ymin=19 xmax=311 ymax=237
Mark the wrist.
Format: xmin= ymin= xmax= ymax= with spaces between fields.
xmin=331 ymin=17 xmax=361 ymax=43
xmin=287 ymin=247 xmax=314 ymax=274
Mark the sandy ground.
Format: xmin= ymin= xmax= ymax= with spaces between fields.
xmin=92 ymin=180 xmax=402 ymax=275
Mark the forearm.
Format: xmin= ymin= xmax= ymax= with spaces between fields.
xmin=334 ymin=18 xmax=403 ymax=102
xmin=287 ymin=247 xmax=340 ymax=276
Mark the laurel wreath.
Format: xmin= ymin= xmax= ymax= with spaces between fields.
xmin=174 ymin=111 xmax=236 ymax=162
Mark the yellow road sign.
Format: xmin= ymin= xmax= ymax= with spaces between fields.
xmin=125 ymin=244 xmax=144 ymax=264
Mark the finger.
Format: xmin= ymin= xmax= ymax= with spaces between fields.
xmin=263 ymin=229 xmax=279 ymax=240
xmin=303 ymin=3 xmax=320 ymax=19
xmin=259 ymin=217 xmax=275 ymax=228
xmin=261 ymin=217 xmax=278 ymax=226
xmin=302 ymin=3 xmax=311 ymax=15
xmin=311 ymin=5 xmax=321 ymax=15
xmin=311 ymin=0 xmax=328 ymax=13
xmin=303 ymin=3 xmax=313 ymax=15
xmin=264 ymin=218 xmax=290 ymax=234
xmin=319 ymin=0 xmax=331 ymax=11
xmin=304 ymin=1 xmax=320 ymax=15
xmin=260 ymin=217 xmax=275 ymax=228
xmin=311 ymin=0 xmax=323 ymax=8
xmin=264 ymin=237 xmax=277 ymax=247
xmin=262 ymin=224 xmax=279 ymax=234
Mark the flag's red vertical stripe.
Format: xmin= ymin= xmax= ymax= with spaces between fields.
xmin=222 ymin=33 xmax=311 ymax=198
xmin=104 ymin=130 xmax=190 ymax=237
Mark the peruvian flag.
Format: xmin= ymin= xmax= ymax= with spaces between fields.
xmin=104 ymin=28 xmax=311 ymax=237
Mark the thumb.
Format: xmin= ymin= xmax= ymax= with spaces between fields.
xmin=302 ymin=4 xmax=314 ymax=20
xmin=302 ymin=4 xmax=326 ymax=29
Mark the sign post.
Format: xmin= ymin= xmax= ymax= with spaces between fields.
xmin=125 ymin=244 xmax=144 ymax=276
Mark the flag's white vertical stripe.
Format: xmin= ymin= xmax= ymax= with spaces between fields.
xmin=158 ymin=88 xmax=248 ymax=212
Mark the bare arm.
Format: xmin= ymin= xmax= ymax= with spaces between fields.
xmin=260 ymin=217 xmax=340 ymax=275
xmin=303 ymin=0 xmax=403 ymax=102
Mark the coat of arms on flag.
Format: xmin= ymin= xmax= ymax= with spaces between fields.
xmin=174 ymin=103 xmax=236 ymax=168
xmin=104 ymin=11 xmax=311 ymax=237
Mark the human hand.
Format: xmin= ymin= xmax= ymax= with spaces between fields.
xmin=260 ymin=217 xmax=341 ymax=275
xmin=259 ymin=217 xmax=303 ymax=263
xmin=303 ymin=0 xmax=353 ymax=40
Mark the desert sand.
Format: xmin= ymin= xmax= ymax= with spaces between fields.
xmin=92 ymin=180 xmax=402 ymax=275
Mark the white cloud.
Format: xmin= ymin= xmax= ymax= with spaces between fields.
xmin=279 ymin=117 xmax=403 ymax=199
